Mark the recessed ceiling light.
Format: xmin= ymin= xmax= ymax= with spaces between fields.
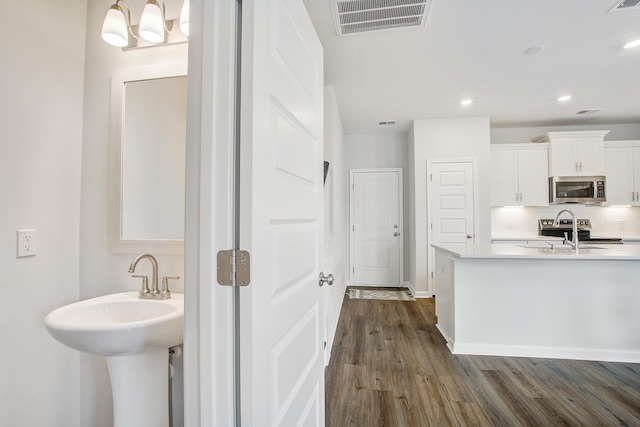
xmin=460 ymin=99 xmax=472 ymax=106
xmin=558 ymin=95 xmax=572 ymax=102
xmin=624 ymin=39 xmax=640 ymax=49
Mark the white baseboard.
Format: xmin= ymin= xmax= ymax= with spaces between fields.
xmin=451 ymin=342 xmax=640 ymax=364
xmin=414 ymin=290 xmax=432 ymax=299
xmin=404 ymin=281 xmax=415 ymax=296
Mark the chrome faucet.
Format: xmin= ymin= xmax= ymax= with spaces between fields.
xmin=553 ymin=209 xmax=579 ymax=251
xmin=128 ymin=253 xmax=163 ymax=299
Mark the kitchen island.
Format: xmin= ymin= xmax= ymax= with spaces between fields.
xmin=433 ymin=243 xmax=640 ymax=363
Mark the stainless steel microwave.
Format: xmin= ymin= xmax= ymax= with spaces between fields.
xmin=549 ymin=176 xmax=606 ymax=204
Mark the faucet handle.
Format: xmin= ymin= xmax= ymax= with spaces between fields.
xmin=132 ymin=274 xmax=150 ymax=296
xmin=161 ymin=276 xmax=180 ymax=299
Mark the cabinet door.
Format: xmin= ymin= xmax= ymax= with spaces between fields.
xmin=549 ymin=139 xmax=578 ymax=176
xmin=491 ymin=150 xmax=518 ymax=206
xmin=576 ymin=137 xmax=605 ymax=176
xmin=604 ymin=147 xmax=633 ymax=205
xmin=517 ymin=149 xmax=548 ymax=206
xmin=633 ymin=148 xmax=640 ymax=206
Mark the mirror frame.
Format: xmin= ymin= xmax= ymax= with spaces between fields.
xmin=109 ymin=63 xmax=187 ymax=255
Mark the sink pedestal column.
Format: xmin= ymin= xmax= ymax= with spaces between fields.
xmin=106 ymin=349 xmax=170 ymax=427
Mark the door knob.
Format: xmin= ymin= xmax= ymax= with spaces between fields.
xmin=319 ymin=272 xmax=334 ymax=287
xmin=393 ymin=232 xmax=399 ymax=236
xmin=466 ymin=234 xmax=473 ymax=239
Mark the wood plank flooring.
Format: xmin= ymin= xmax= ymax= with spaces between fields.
xmin=325 ymin=292 xmax=640 ymax=426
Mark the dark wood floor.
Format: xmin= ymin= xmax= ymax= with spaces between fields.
xmin=325 ymin=292 xmax=640 ymax=426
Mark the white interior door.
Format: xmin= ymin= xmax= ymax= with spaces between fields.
xmin=240 ymin=0 xmax=325 ymax=425
xmin=350 ymin=169 xmax=403 ymax=286
xmin=428 ymin=161 xmax=476 ymax=293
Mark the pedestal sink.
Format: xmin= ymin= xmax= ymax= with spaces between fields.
xmin=44 ymin=291 xmax=184 ymax=427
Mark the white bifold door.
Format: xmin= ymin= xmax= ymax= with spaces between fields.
xmin=350 ymin=169 xmax=403 ymax=286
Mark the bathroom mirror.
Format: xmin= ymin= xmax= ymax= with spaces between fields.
xmin=109 ymin=63 xmax=187 ymax=254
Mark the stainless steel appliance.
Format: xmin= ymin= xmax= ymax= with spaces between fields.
xmin=538 ymin=218 xmax=622 ymax=244
xmin=549 ymin=176 xmax=606 ymax=204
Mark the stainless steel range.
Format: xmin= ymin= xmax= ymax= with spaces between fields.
xmin=538 ymin=218 xmax=622 ymax=244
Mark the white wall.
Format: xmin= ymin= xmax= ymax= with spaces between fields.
xmin=344 ymin=132 xmax=411 ymax=283
xmin=323 ymin=88 xmax=347 ymax=362
xmin=410 ymin=117 xmax=491 ymax=297
xmin=0 ymin=1 xmax=87 ymax=425
xmin=492 ymin=206 xmax=640 ymax=239
xmin=491 ymin=123 xmax=640 ymax=144
xmin=80 ymin=1 xmax=187 ymax=425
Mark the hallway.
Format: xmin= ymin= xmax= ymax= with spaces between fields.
xmin=325 ymin=291 xmax=640 ymax=426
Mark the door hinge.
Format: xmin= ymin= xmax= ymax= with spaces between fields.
xmin=431 ymin=271 xmax=434 ymax=279
xmin=430 ymin=174 xmax=433 ymax=181
xmin=352 ymin=225 xmax=355 ymax=232
xmin=217 ymin=250 xmax=251 ymax=286
xmin=352 ymin=267 xmax=355 ymax=274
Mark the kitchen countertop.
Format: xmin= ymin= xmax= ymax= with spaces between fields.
xmin=491 ymin=236 xmax=564 ymax=241
xmin=433 ymin=242 xmax=640 ymax=260
xmin=493 ymin=235 xmax=640 ymax=241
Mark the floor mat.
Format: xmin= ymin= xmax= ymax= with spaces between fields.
xmin=347 ymin=288 xmax=415 ymax=301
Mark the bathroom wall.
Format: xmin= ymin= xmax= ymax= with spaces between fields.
xmin=0 ymin=0 xmax=87 ymax=425
xmin=80 ymin=1 xmax=187 ymax=425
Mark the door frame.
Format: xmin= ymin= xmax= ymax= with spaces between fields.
xmin=349 ymin=168 xmax=404 ymax=286
xmin=184 ymin=0 xmax=237 ymax=425
xmin=426 ymin=159 xmax=479 ymax=296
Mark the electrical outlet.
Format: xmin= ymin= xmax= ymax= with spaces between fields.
xmin=17 ymin=229 xmax=37 ymax=258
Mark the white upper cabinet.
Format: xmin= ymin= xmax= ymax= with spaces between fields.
xmin=533 ymin=131 xmax=609 ymax=177
xmin=491 ymin=144 xmax=549 ymax=206
xmin=604 ymin=141 xmax=640 ymax=206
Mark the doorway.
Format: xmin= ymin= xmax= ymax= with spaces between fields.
xmin=350 ymin=169 xmax=404 ymax=287
xmin=427 ymin=160 xmax=478 ymax=295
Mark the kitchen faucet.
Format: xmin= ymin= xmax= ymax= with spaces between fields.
xmin=553 ymin=209 xmax=579 ymax=252
xmin=128 ymin=253 xmax=164 ymax=299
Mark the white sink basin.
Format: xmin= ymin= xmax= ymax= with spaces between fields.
xmin=44 ymin=291 xmax=183 ymax=356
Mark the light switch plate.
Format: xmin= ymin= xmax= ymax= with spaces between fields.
xmin=17 ymin=229 xmax=36 ymax=257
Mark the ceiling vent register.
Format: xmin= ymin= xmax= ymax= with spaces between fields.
xmin=609 ymin=0 xmax=640 ymax=12
xmin=331 ymin=0 xmax=431 ymax=36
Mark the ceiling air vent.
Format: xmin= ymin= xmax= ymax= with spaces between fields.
xmin=609 ymin=0 xmax=640 ymax=12
xmin=331 ymin=0 xmax=432 ymax=37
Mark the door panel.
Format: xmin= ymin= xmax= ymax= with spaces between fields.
xmin=429 ymin=161 xmax=475 ymax=293
xmin=241 ymin=0 xmax=324 ymax=425
xmin=351 ymin=169 xmax=403 ymax=286
xmin=431 ymin=165 xmax=474 ymax=247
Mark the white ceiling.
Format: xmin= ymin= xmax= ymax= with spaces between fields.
xmin=303 ymin=0 xmax=640 ymax=134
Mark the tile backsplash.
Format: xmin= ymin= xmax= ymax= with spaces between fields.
xmin=491 ymin=206 xmax=640 ymax=239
